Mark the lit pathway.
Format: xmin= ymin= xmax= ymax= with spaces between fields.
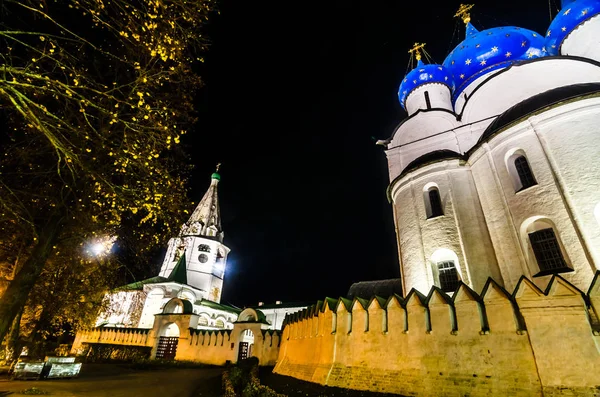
xmin=0 ymin=364 xmax=222 ymax=397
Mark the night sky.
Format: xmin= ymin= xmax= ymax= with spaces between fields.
xmin=180 ymin=0 xmax=559 ymax=307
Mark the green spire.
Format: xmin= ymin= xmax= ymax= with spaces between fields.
xmin=211 ymin=163 xmax=221 ymax=181
xmin=168 ymin=251 xmax=188 ymax=284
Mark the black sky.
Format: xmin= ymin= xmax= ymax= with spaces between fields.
xmin=182 ymin=0 xmax=559 ymax=307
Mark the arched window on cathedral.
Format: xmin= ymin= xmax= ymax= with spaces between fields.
xmin=521 ymin=217 xmax=572 ymax=277
xmin=424 ymin=185 xmax=444 ymax=219
xmin=437 ymin=261 xmax=460 ymax=293
xmin=431 ymin=248 xmax=463 ymax=293
xmin=514 ymin=156 xmax=536 ymax=190
xmin=506 ymin=150 xmax=537 ymax=192
xmin=215 ymin=319 xmax=225 ymax=328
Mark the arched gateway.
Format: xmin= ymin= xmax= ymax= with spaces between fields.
xmin=156 ymin=322 xmax=180 ymax=360
xmin=238 ymin=329 xmax=255 ymax=361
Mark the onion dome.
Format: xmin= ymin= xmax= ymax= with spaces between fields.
xmin=398 ymin=60 xmax=455 ymax=110
xmin=545 ymin=0 xmax=600 ymax=55
xmin=443 ymin=23 xmax=546 ymax=100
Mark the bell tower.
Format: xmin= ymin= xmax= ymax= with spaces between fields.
xmin=158 ymin=165 xmax=229 ymax=302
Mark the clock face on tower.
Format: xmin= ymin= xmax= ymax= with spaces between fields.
xmin=198 ymin=253 xmax=209 ymax=263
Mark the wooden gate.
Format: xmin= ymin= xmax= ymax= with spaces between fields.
xmin=238 ymin=342 xmax=249 ymax=361
xmin=156 ymin=336 xmax=178 ymax=360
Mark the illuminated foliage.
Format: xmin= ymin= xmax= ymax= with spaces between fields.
xmin=0 ymin=0 xmax=215 ymax=346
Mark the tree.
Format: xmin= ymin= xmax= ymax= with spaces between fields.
xmin=0 ymin=0 xmax=215 ymax=344
xmin=18 ymin=236 xmax=119 ymax=358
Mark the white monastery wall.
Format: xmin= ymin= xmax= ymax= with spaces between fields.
xmin=275 ymin=275 xmax=600 ymax=397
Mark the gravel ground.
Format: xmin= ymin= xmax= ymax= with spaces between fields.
xmin=259 ymin=367 xmax=406 ymax=397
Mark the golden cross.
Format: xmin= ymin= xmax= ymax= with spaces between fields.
xmin=455 ymin=4 xmax=474 ymax=25
xmin=216 ymin=163 xmax=221 ymax=172
xmin=408 ymin=43 xmax=426 ymax=61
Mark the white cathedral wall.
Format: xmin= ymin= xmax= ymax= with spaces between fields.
xmin=390 ymin=161 xmax=499 ymax=294
xmin=528 ymin=99 xmax=600 ymax=272
xmin=392 ymin=178 xmax=429 ymax=293
xmin=469 ymin=149 xmax=529 ymax=292
xmin=446 ymin=165 xmax=503 ymax=289
xmin=561 ymin=14 xmax=600 ymax=62
xmin=386 ymin=114 xmax=492 ymax=183
xmin=459 ymin=58 xmax=600 ymax=125
xmin=469 ymin=99 xmax=600 ymax=291
xmin=386 ymin=128 xmax=460 ymax=183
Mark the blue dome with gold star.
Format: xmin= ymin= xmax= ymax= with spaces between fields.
xmin=545 ymin=0 xmax=600 ymax=55
xmin=398 ymin=60 xmax=455 ymax=110
xmin=443 ymin=23 xmax=546 ymax=101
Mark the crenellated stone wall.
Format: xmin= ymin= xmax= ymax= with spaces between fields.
xmin=71 ymin=316 xmax=282 ymax=366
xmin=275 ymin=274 xmax=600 ymax=397
xmin=72 ymin=327 xmax=152 ymax=351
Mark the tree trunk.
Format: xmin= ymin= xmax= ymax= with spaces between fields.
xmin=28 ymin=306 xmax=53 ymax=357
xmin=0 ymin=213 xmax=63 ymax=345
xmin=4 ymin=308 xmax=23 ymax=364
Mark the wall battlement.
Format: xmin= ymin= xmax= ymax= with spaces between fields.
xmin=72 ymin=327 xmax=152 ymax=350
xmin=72 ymin=317 xmax=283 ymax=366
xmin=275 ymin=274 xmax=600 ymax=396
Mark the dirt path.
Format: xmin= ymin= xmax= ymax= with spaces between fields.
xmin=0 ymin=364 xmax=222 ymax=397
